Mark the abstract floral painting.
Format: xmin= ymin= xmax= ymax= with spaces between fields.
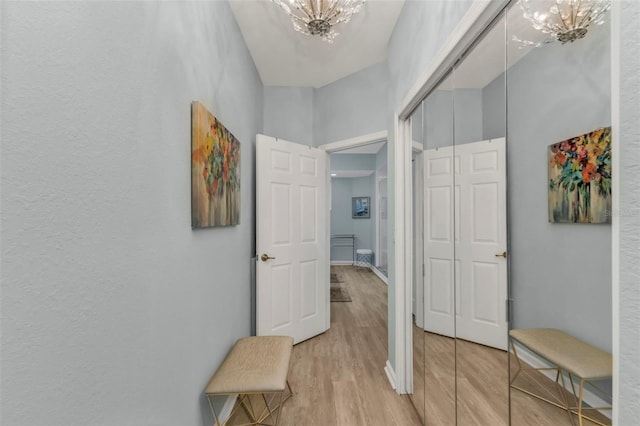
xmin=191 ymin=101 xmax=240 ymax=228
xmin=548 ymin=127 xmax=611 ymax=223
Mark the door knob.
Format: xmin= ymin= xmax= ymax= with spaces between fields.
xmin=261 ymin=253 xmax=276 ymax=262
xmin=495 ymin=251 xmax=507 ymax=258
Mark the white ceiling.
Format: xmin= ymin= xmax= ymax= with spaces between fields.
xmin=229 ymin=0 xmax=405 ymax=88
xmin=230 ymin=1 xmax=551 ymax=91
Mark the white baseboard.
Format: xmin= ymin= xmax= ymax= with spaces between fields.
xmin=330 ymin=260 xmax=354 ymax=265
xmin=370 ymin=265 xmax=388 ymax=285
xmin=384 ymin=360 xmax=397 ymax=391
xmin=218 ymin=394 xmax=238 ymax=424
xmin=514 ymin=345 xmax=612 ymax=419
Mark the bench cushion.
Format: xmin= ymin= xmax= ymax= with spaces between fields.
xmin=205 ymin=336 xmax=294 ymax=395
xmin=510 ymin=328 xmax=612 ymax=380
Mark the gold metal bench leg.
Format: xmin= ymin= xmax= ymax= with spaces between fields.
xmin=559 ymin=369 xmax=576 ymax=426
xmin=510 ymin=340 xmax=523 ymax=385
xmin=241 ymin=394 xmax=259 ymax=423
xmin=273 ymin=389 xmax=285 ymax=425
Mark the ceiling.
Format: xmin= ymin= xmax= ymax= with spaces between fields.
xmin=229 ymin=0 xmax=405 ymax=88
xmin=230 ymin=1 xmax=551 ymax=91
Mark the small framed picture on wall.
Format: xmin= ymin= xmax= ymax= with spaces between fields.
xmin=352 ymin=196 xmax=370 ymax=219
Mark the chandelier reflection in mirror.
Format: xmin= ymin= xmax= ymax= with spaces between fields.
xmin=515 ymin=0 xmax=610 ymax=47
xmin=271 ymin=0 xmax=366 ymax=43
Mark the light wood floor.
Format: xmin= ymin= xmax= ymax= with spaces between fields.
xmin=227 ymin=265 xmax=421 ymax=426
xmin=227 ymin=266 xmax=610 ymax=426
xmin=413 ymin=331 xmax=610 ymax=426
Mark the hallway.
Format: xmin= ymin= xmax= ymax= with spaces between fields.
xmin=230 ymin=265 xmax=421 ymax=425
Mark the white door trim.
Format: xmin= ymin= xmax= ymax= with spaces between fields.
xmin=393 ymin=0 xmax=511 ymax=394
xmin=413 ymin=151 xmax=424 ymax=330
xmin=375 ymin=164 xmax=387 ymax=269
xmin=319 ymin=130 xmax=387 ymax=153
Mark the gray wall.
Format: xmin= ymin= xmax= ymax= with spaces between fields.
xmin=454 ymin=89 xmax=484 ymax=145
xmin=424 ymin=90 xmax=455 ymax=149
xmin=483 ymin=72 xmax=506 ymax=140
xmin=331 ymin=153 xmax=376 ymax=171
xmin=422 ymin=87 xmax=483 ymax=148
xmin=500 ymin=21 xmax=612 ymax=352
xmin=263 ymin=86 xmax=314 ymax=146
xmin=331 ymin=176 xmax=376 ymax=262
xmin=0 ymin=2 xmax=261 ymax=425
xmin=263 ymin=61 xmax=388 ymax=147
xmin=376 ymin=143 xmax=388 ymax=170
xmin=618 ymin=1 xmax=640 ymax=423
xmin=313 ymin=61 xmax=389 ymax=145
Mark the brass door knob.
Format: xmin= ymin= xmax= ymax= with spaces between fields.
xmin=495 ymin=251 xmax=507 ymax=258
xmin=261 ymin=253 xmax=276 ymax=262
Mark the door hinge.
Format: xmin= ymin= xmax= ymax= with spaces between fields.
xmin=422 ymin=264 xmax=425 ymax=277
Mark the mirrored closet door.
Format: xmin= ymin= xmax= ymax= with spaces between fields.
xmin=452 ymin=10 xmax=509 ymax=426
xmin=408 ymin=1 xmax=613 ymax=424
xmin=506 ymin=1 xmax=613 ymax=425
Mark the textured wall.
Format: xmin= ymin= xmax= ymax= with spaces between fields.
xmin=0 ymin=2 xmax=262 ymax=425
xmin=618 ymin=0 xmax=640 ymax=422
xmin=263 ymin=86 xmax=314 ymax=146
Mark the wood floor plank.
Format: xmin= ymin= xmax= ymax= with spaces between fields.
xmin=333 ymin=380 xmax=368 ymax=425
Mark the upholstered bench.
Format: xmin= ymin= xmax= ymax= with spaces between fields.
xmin=510 ymin=328 xmax=612 ymax=426
xmin=205 ymin=336 xmax=294 ymax=426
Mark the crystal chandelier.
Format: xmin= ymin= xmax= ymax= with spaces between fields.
xmin=515 ymin=0 xmax=610 ymax=47
xmin=271 ymin=0 xmax=366 ymax=43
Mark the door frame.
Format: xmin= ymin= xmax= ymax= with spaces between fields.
xmin=319 ymin=130 xmax=388 ymax=331
xmin=375 ymin=163 xmax=387 ymax=270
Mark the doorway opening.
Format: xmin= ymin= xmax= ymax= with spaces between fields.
xmin=328 ymin=139 xmax=388 ymax=283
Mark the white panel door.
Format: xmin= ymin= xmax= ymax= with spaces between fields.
xmin=455 ymin=138 xmax=508 ymax=350
xmin=256 ymin=134 xmax=328 ymax=344
xmin=423 ymin=146 xmax=455 ymax=337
